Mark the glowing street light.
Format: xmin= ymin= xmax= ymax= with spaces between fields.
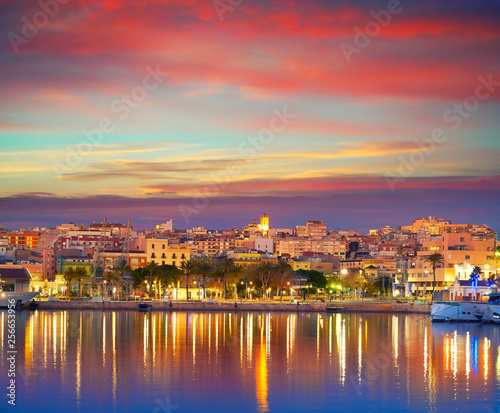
xmin=341 ymin=269 xmax=347 ymax=300
xmin=424 ymin=271 xmax=428 ymax=298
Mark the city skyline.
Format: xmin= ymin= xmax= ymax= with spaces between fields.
xmin=1 ymin=0 xmax=500 ymax=232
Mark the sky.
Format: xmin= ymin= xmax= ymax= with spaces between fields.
xmin=0 ymin=0 xmax=499 ymax=232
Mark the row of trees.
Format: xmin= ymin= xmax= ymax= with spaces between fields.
xmin=62 ymin=258 xmax=297 ymax=300
xmin=135 ymin=258 xmax=295 ymax=301
xmin=62 ymin=258 xmax=133 ymax=298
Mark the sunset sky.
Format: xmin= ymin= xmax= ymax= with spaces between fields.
xmin=1 ymin=0 xmax=499 ymax=231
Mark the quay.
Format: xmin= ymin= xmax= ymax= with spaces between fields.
xmin=25 ymin=299 xmax=432 ymax=314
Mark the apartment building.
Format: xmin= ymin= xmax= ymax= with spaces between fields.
xmin=275 ymin=237 xmax=347 ymax=258
xmin=146 ymin=238 xmax=191 ymax=267
xmin=0 ymin=232 xmax=39 ymax=249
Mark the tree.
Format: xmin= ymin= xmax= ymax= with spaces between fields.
xmin=196 ymin=262 xmax=213 ymax=299
xmin=144 ymin=261 xmax=159 ymax=299
xmin=344 ymin=271 xmax=367 ymax=299
xmin=216 ymin=257 xmax=236 ymax=300
xmin=113 ymin=258 xmax=131 ymax=300
xmin=253 ymin=261 xmax=276 ymax=299
xmin=62 ymin=267 xmax=76 ymax=298
xmin=373 ymin=275 xmax=392 ymax=296
xmin=229 ymin=264 xmax=245 ymax=299
xmin=276 ymin=260 xmax=292 ymax=303
xmin=296 ymin=270 xmax=328 ymax=295
xmin=131 ymin=267 xmax=148 ymax=290
xmin=181 ymin=260 xmax=197 ymax=300
xmin=469 ymin=265 xmax=482 ymax=299
xmin=158 ymin=264 xmax=182 ymax=298
xmin=425 ymin=252 xmax=445 ymax=295
xmin=103 ymin=271 xmax=119 ymax=298
xmin=470 ymin=265 xmax=482 ymax=278
xmin=73 ymin=266 xmax=88 ymax=298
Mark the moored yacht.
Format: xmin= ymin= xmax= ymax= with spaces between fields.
xmin=0 ymin=290 xmax=40 ymax=309
xmin=431 ymin=293 xmax=500 ymax=323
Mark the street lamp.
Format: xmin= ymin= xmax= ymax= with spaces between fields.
xmin=341 ymin=269 xmax=347 ymax=300
xmin=424 ymin=271 xmax=428 ymax=298
xmin=358 ymin=270 xmax=364 ymax=301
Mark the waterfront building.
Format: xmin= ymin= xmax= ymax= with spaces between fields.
xmin=101 ymin=250 xmax=147 ymax=272
xmin=254 ymin=237 xmax=273 ymax=253
xmin=58 ymin=255 xmax=93 ymax=275
xmin=56 ymin=222 xmax=82 ymax=232
xmin=0 ymin=264 xmax=32 ymax=291
xmin=87 ymin=221 xmax=130 ymax=238
xmin=449 ymin=279 xmax=492 ymax=301
xmin=192 ymin=236 xmax=237 ymax=256
xmin=156 ymin=220 xmax=173 ymax=232
xmin=0 ymin=231 xmax=39 ymax=249
xmin=227 ymin=251 xmax=264 ymax=268
xmin=453 ymin=261 xmax=498 ymax=281
xmin=146 ymin=238 xmax=191 ymax=267
xmin=275 ymin=237 xmax=347 ymax=257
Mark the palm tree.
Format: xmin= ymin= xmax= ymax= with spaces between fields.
xmin=131 ymin=267 xmax=147 ymax=288
xmin=73 ymin=266 xmax=88 ymax=298
xmin=216 ymin=258 xmax=236 ymax=300
xmin=196 ymin=262 xmax=213 ymax=300
xmin=103 ymin=271 xmax=119 ymax=298
xmin=229 ymin=264 xmax=244 ymax=300
xmin=276 ymin=259 xmax=292 ymax=303
xmin=470 ymin=265 xmax=482 ymax=278
xmin=144 ymin=261 xmax=159 ymax=299
xmin=158 ymin=264 xmax=182 ymax=298
xmin=113 ymin=258 xmax=131 ymax=300
xmin=180 ymin=260 xmax=197 ymax=300
xmin=425 ymin=252 xmax=445 ymax=295
xmin=62 ymin=267 xmax=76 ymax=298
xmin=469 ymin=265 xmax=483 ymax=300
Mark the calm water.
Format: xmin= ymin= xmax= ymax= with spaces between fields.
xmin=1 ymin=310 xmax=500 ymax=413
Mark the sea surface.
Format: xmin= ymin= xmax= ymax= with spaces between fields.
xmin=1 ymin=310 xmax=499 ymax=412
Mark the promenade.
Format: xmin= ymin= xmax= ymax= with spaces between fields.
xmin=26 ymin=298 xmax=432 ymax=314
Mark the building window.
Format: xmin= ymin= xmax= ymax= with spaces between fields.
xmin=465 ymin=255 xmax=470 ymax=260
xmin=162 ymin=253 xmax=166 ymax=259
xmin=172 ymin=254 xmax=177 ymax=259
xmin=172 ymin=261 xmax=176 ymax=267
xmin=151 ymin=253 xmax=156 ymax=258
xmin=181 ymin=254 xmax=185 ymax=259
xmin=162 ymin=261 xmax=165 ymax=265
xmin=162 ymin=244 xmax=166 ymax=249
xmin=460 ymin=237 xmax=465 ymax=242
xmin=152 ymin=244 xmax=155 ymax=249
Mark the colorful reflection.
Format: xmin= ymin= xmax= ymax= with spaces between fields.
xmin=0 ymin=312 xmax=498 ymax=412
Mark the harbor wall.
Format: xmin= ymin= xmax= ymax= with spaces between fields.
xmin=26 ymin=300 xmax=432 ymax=314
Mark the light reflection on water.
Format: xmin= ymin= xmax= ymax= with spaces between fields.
xmin=0 ymin=311 xmax=499 ymax=413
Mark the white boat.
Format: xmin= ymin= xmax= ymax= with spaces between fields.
xmin=0 ymin=291 xmax=40 ymax=309
xmin=431 ymin=293 xmax=500 ymax=323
